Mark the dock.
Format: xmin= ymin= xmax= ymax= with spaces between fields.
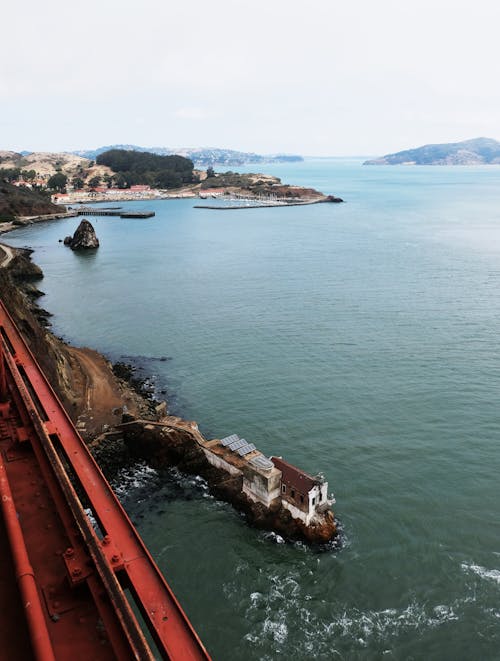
xmin=119 ymin=211 xmax=155 ymax=218
xmin=76 ymin=207 xmax=155 ymax=218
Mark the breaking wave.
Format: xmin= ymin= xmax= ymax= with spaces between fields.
xmin=461 ymin=562 xmax=500 ymax=585
xmin=236 ymin=566 xmax=474 ymax=658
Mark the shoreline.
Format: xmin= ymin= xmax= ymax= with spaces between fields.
xmin=0 ymin=210 xmax=78 ymax=235
xmin=0 ymin=231 xmax=338 ymax=546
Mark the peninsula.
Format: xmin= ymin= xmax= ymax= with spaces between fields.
xmin=1 ymin=148 xmax=342 ymax=207
xmin=364 ymin=137 xmax=500 ymax=165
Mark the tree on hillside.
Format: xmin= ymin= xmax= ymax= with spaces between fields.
xmin=71 ymin=177 xmax=85 ymax=190
xmin=0 ymin=168 xmax=22 ymax=182
xmin=88 ymin=176 xmax=101 ymax=189
xmin=21 ymin=169 xmax=37 ymax=181
xmin=115 ymin=174 xmax=128 ymax=189
xmin=47 ymin=173 xmax=67 ymax=192
xmin=206 ymin=166 xmax=215 ymax=178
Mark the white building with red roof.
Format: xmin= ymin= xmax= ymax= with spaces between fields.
xmin=271 ymin=456 xmax=330 ymax=525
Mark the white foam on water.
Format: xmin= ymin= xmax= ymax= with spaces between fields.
xmin=262 ymin=618 xmax=288 ymax=644
xmin=111 ymin=462 xmax=159 ymax=499
xmin=241 ymin=568 xmax=464 ymax=658
xmin=260 ymin=531 xmax=285 ymax=545
xmin=461 ymin=562 xmax=500 ymax=585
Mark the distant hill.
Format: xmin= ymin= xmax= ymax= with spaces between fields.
xmin=73 ymin=145 xmax=303 ymax=167
xmin=364 ymin=137 xmax=500 ymax=165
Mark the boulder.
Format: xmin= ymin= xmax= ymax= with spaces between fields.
xmin=65 ymin=219 xmax=99 ymax=250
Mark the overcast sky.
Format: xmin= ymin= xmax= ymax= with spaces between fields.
xmin=2 ymin=0 xmax=500 ymax=156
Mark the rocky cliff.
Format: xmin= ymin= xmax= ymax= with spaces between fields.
xmin=0 ymin=248 xmax=149 ymax=438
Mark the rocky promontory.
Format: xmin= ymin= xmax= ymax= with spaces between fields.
xmin=0 ymin=243 xmax=338 ymax=546
xmin=101 ymin=416 xmax=337 ymax=545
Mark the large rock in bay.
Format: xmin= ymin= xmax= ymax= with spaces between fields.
xmin=66 ymin=219 xmax=99 ymax=250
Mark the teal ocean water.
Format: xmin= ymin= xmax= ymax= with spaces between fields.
xmin=5 ymin=159 xmax=500 ymax=659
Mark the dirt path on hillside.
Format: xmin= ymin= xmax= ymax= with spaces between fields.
xmin=67 ymin=346 xmax=148 ymax=439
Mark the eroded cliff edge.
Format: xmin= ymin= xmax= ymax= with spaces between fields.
xmin=0 ymin=246 xmax=151 ymax=439
xmin=0 ymin=245 xmax=338 ymax=545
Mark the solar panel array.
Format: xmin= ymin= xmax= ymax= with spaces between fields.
xmin=219 ymin=434 xmax=260 ymax=460
xmin=228 ymin=438 xmax=247 ymax=451
xmin=220 ymin=434 xmax=239 ymax=447
xmin=237 ymin=443 xmax=256 ymax=456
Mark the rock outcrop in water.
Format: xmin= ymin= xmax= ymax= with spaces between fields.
xmin=64 ymin=219 xmax=99 ymax=249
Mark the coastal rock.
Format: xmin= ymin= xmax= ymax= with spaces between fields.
xmin=65 ymin=219 xmax=99 ymax=250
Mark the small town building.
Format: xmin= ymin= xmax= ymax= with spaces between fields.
xmin=271 ymin=456 xmax=330 ymax=526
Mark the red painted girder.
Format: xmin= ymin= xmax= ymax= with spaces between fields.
xmin=0 ymin=300 xmax=211 ymax=661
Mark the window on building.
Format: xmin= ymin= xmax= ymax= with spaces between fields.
xmin=291 ymin=489 xmax=295 ymax=499
xmin=300 ymin=495 xmax=304 ymax=504
xmin=319 ymin=491 xmax=323 ymax=502
xmin=282 ymin=484 xmax=286 ymax=493
xmin=312 ymin=497 xmax=316 ymax=506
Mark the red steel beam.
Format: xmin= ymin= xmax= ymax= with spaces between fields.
xmin=0 ymin=300 xmax=211 ymax=661
xmin=0 ymin=450 xmax=55 ymax=661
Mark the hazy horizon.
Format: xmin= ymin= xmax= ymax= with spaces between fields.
xmin=3 ymin=0 xmax=500 ymax=156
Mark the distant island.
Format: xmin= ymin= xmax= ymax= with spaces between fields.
xmin=73 ymin=145 xmax=303 ymax=167
xmin=364 ymin=137 xmax=500 ymax=165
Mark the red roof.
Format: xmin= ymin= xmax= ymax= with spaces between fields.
xmin=271 ymin=457 xmax=317 ymax=493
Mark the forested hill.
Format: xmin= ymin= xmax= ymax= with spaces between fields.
xmin=364 ymin=137 xmax=500 ymax=165
xmin=96 ymin=149 xmax=194 ymax=188
xmin=0 ymin=182 xmax=61 ymax=221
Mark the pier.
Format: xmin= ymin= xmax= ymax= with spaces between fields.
xmin=76 ymin=207 xmax=155 ymax=218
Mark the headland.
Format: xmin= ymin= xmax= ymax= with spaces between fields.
xmin=0 ymin=238 xmax=338 ymax=546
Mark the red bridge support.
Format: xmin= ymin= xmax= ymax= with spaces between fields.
xmin=0 ymin=300 xmax=211 ymax=661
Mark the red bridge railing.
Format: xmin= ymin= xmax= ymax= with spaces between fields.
xmin=0 ymin=299 xmax=211 ymax=661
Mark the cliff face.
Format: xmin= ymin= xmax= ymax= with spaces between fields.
xmin=0 ymin=248 xmax=149 ymax=438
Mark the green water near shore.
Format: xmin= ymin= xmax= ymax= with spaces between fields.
xmin=5 ymin=159 xmax=500 ymax=659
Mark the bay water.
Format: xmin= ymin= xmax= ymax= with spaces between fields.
xmin=5 ymin=160 xmax=500 ymax=659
